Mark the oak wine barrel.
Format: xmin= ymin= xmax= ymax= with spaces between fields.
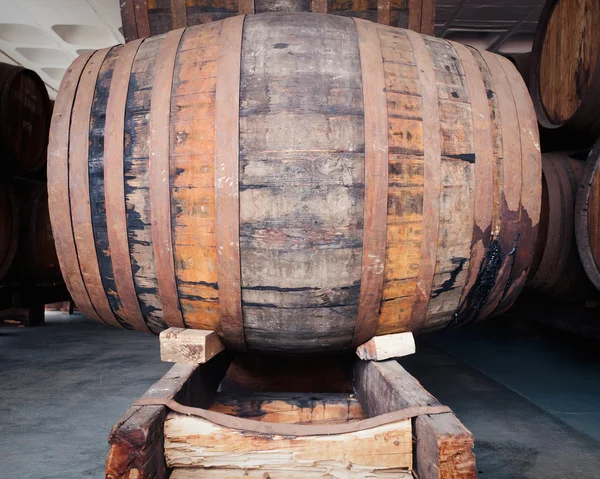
xmin=575 ymin=139 xmax=600 ymax=291
xmin=0 ymin=63 xmax=51 ymax=176
xmin=527 ymin=152 xmax=594 ymax=301
xmin=529 ymin=0 xmax=600 ymax=136
xmin=49 ymin=13 xmax=540 ymax=353
xmin=121 ymin=0 xmax=435 ymax=41
xmin=0 ymin=183 xmax=19 ymax=282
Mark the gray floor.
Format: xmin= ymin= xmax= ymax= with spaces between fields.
xmin=1 ymin=312 xmax=599 ymax=478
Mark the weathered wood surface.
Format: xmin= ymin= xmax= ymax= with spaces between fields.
xmin=106 ymin=357 xmax=230 ymax=479
xmin=529 ymin=0 xmax=600 ymax=136
xmin=0 ymin=63 xmax=50 ymax=176
xmin=353 ymin=360 xmax=476 ymax=479
xmin=527 ymin=152 xmax=594 ymax=301
xmin=356 ymin=331 xmax=415 ymax=360
xmin=164 ymin=410 xmax=412 ymax=472
xmin=209 ymin=392 xmax=368 ymax=424
xmin=160 ymin=327 xmax=225 ymax=363
xmin=170 ymin=467 xmax=413 ymax=478
xmin=121 ymin=0 xmax=435 ymax=41
xmin=576 ymin=140 xmax=600 ymax=292
xmin=50 ymin=13 xmax=539 ymax=354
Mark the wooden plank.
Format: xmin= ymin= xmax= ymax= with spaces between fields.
xmin=408 ymin=0 xmax=423 ymax=32
xmin=239 ymin=0 xmax=255 ymax=14
xmin=160 ymin=327 xmax=225 ymax=363
xmin=420 ymin=0 xmax=436 ymax=35
xmin=353 ymin=360 xmax=475 ymax=479
xmin=352 ymin=18 xmax=389 ymax=347
xmin=134 ymin=0 xmax=151 ymax=38
xmin=209 ymin=392 xmax=368 ymax=424
xmin=164 ymin=412 xmax=412 ymax=471
xmin=311 ymin=0 xmax=327 ymax=13
xmin=69 ymin=48 xmax=122 ymax=328
xmin=104 ymin=39 xmax=150 ymax=333
xmin=215 ymin=16 xmax=246 ymax=350
xmin=149 ymin=28 xmax=186 ymax=329
xmin=377 ymin=0 xmax=391 ymax=25
xmin=47 ymin=52 xmax=103 ymax=325
xmin=171 ymin=468 xmax=414 ymax=478
xmin=356 ymin=332 xmax=416 ymax=360
xmin=120 ymin=0 xmax=139 ymax=42
xmin=106 ymin=357 xmax=231 ymax=479
xmin=403 ymin=30 xmax=441 ymax=332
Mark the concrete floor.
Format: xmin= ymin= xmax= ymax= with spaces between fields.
xmin=1 ymin=312 xmax=600 ymax=478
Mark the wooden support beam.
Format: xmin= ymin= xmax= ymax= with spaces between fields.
xmin=439 ymin=0 xmax=469 ymax=37
xmin=159 ymin=328 xmax=225 ymax=364
xmin=106 ymin=355 xmax=231 ymax=479
xmin=171 ymin=468 xmax=413 ymax=478
xmin=488 ymin=2 xmax=544 ymax=52
xmin=356 ymin=332 xmax=416 ymax=361
xmin=353 ymin=360 xmax=476 ymax=479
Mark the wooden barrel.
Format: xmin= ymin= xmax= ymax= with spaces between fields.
xmin=503 ymin=53 xmax=530 ymax=87
xmin=0 ymin=183 xmax=19 ymax=282
xmin=49 ymin=13 xmax=540 ymax=353
xmin=529 ymin=0 xmax=600 ymax=135
xmin=527 ymin=152 xmax=594 ymax=301
xmin=0 ymin=63 xmax=51 ymax=176
xmin=121 ymin=0 xmax=435 ymax=41
xmin=575 ymin=139 xmax=600 ymax=291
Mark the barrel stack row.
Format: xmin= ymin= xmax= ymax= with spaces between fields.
xmin=48 ymin=13 xmax=541 ymax=353
xmin=0 ymin=63 xmax=61 ymax=288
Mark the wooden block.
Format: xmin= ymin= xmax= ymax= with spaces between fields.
xmin=0 ymin=305 xmax=45 ymax=327
xmin=353 ymin=360 xmax=476 ymax=479
xmin=356 ymin=332 xmax=416 ymax=360
xmin=164 ymin=413 xmax=412 ymax=472
xmin=159 ymin=328 xmax=224 ymax=364
xmin=171 ymin=467 xmax=414 ymax=478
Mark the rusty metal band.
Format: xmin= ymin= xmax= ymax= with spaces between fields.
xmin=452 ymin=43 xmax=494 ymax=315
xmin=149 ymin=29 xmax=186 ymax=329
xmin=170 ymin=0 xmax=188 ymax=29
xmin=104 ymin=39 xmax=150 ymax=333
xmin=134 ymin=0 xmax=151 ymax=38
xmin=494 ymin=55 xmax=541 ymax=311
xmin=352 ymin=19 xmax=389 ymax=348
xmin=120 ymin=0 xmax=138 ymax=42
xmin=238 ymin=0 xmax=254 ymax=14
xmin=408 ymin=0 xmax=423 ymax=32
xmin=134 ymin=396 xmax=451 ymax=436
xmin=403 ymin=30 xmax=441 ymax=332
xmin=476 ymin=51 xmax=523 ymax=318
xmin=215 ymin=15 xmax=246 ymax=351
xmin=48 ymin=53 xmax=104 ymax=325
xmin=69 ymin=48 xmax=123 ymax=328
xmin=311 ymin=0 xmax=328 ymax=14
xmin=377 ymin=0 xmax=391 ymax=25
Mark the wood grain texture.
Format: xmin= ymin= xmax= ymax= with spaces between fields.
xmin=171 ymin=469 xmax=413 ymax=478
xmin=352 ymin=18 xmax=389 ymax=347
xmin=353 ymin=360 xmax=475 ymax=479
xmin=124 ymin=34 xmax=167 ymax=333
xmin=150 ymin=28 xmax=186 ymax=328
xmin=164 ymin=411 xmax=412 ymax=471
xmin=160 ymin=327 xmax=225 ymax=363
xmin=215 ymin=15 xmax=245 ymax=350
xmin=356 ymin=331 xmax=416 ymax=360
xmin=69 ymin=48 xmax=122 ymax=328
xmin=170 ymin=0 xmax=188 ymax=28
xmin=171 ymin=23 xmax=222 ymax=332
xmin=239 ymin=13 xmax=364 ymax=353
xmin=209 ymin=392 xmax=368 ymax=424
xmin=403 ymin=29 xmax=441 ymax=333
xmin=120 ymin=0 xmax=138 ymax=42
xmin=104 ymin=39 xmax=150 ymax=333
xmin=48 ymin=53 xmax=102 ymax=324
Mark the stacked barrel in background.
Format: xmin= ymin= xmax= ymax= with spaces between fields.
xmin=120 ymin=0 xmax=436 ymax=41
xmin=48 ymin=13 xmax=541 ymax=352
xmin=0 ymin=62 xmax=64 ymax=321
